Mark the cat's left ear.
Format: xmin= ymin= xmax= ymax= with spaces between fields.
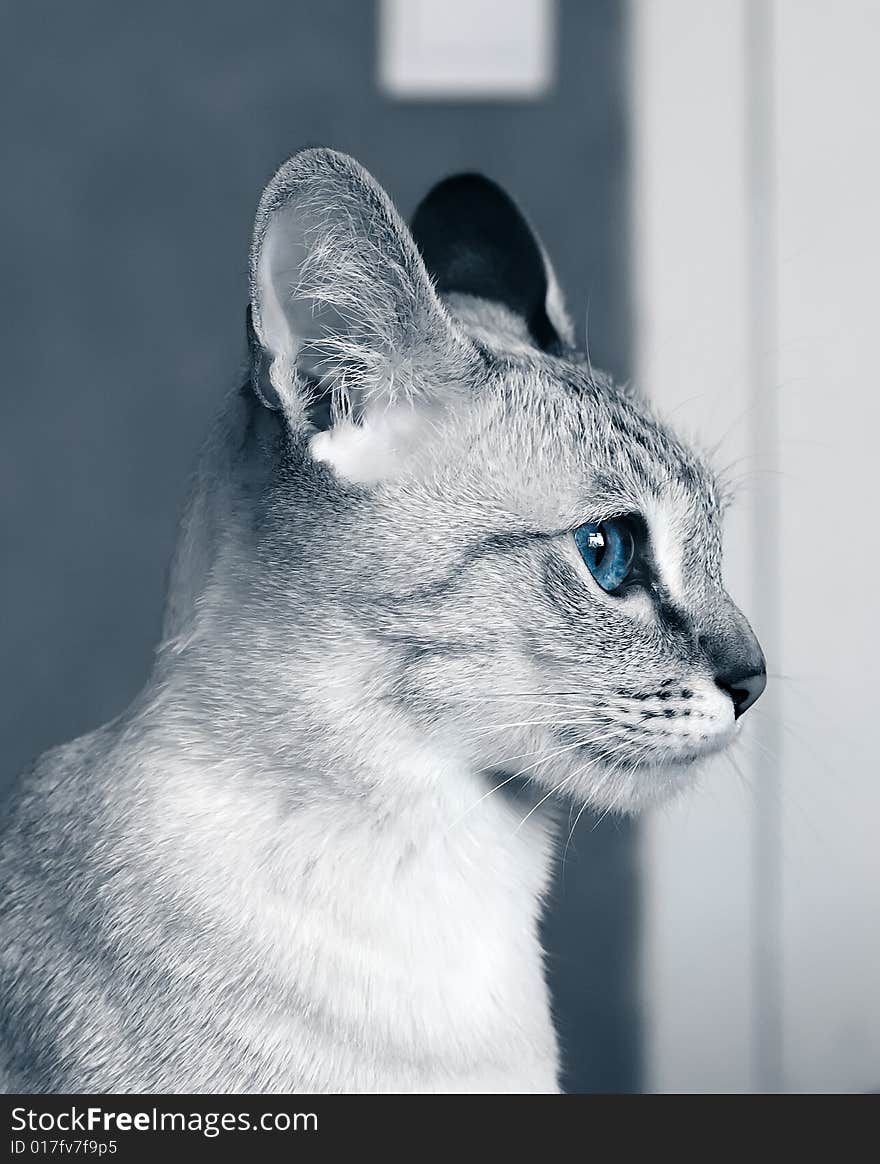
xmin=248 ymin=149 xmax=481 ymax=482
xmin=410 ymin=173 xmax=574 ymax=353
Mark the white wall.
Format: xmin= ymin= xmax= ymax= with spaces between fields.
xmin=774 ymin=0 xmax=880 ymax=1093
xmin=633 ymin=0 xmax=880 ymax=1092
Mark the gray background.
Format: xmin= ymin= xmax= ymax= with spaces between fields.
xmin=0 ymin=0 xmax=637 ymax=1091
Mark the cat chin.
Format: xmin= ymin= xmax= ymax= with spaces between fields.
xmin=574 ymin=755 xmax=706 ymax=816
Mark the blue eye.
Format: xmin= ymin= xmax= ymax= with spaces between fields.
xmin=574 ymin=518 xmax=638 ymax=593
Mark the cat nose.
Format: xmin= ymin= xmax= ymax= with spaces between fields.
xmin=699 ymin=621 xmax=767 ymax=719
xmin=715 ymin=665 xmax=767 ymax=718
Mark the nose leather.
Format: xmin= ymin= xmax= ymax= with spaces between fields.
xmin=699 ymin=619 xmax=767 ymax=719
xmin=715 ymin=667 xmax=767 ymax=718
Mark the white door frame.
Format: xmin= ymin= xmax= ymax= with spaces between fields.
xmin=631 ymin=0 xmax=780 ymax=1093
xmin=633 ymin=0 xmax=880 ymax=1094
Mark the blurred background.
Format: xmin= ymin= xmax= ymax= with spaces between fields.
xmin=1 ymin=0 xmax=877 ymax=1092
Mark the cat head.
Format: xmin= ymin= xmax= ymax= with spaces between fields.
xmin=245 ymin=148 xmax=765 ymax=813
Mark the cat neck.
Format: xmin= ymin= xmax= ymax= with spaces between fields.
xmin=126 ymin=666 xmax=559 ymax=1089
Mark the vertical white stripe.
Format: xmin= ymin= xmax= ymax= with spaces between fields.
xmin=636 ymin=0 xmax=880 ymax=1094
xmin=744 ymin=0 xmax=783 ymax=1093
xmin=632 ymin=0 xmax=759 ymax=1092
xmin=774 ymin=0 xmax=880 ymax=1093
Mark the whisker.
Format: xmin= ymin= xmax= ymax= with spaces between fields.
xmin=561 ymin=798 xmax=591 ymax=868
xmin=514 ymin=774 xmax=576 ymax=835
xmin=446 ymin=733 xmax=615 ymax=832
xmin=460 ymin=715 xmax=615 ymax=734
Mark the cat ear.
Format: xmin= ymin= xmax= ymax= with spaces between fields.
xmin=248 ymin=149 xmax=479 ymax=474
xmin=410 ymin=173 xmax=574 ymax=354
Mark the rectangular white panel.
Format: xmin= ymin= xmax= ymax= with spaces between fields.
xmin=379 ymin=0 xmax=555 ymax=99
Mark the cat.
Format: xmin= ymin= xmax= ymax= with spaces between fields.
xmin=0 ymin=149 xmax=765 ymax=1093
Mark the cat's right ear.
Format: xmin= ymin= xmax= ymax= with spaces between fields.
xmin=410 ymin=173 xmax=574 ymax=353
xmin=247 ymin=149 xmax=480 ymax=477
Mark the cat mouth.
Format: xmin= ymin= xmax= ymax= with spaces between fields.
xmin=591 ymin=748 xmax=700 ymax=772
xmin=572 ymin=732 xmax=733 ymax=773
xmin=549 ymin=721 xmax=735 ymax=768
